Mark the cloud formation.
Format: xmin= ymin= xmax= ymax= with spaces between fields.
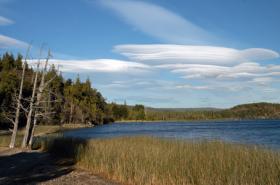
xmin=250 ymin=77 xmax=275 ymax=86
xmin=115 ymin=44 xmax=279 ymax=65
xmin=111 ymin=43 xmax=280 ymax=105
xmin=157 ymin=62 xmax=280 ymax=80
xmin=28 ymin=58 xmax=151 ymax=74
xmin=0 ymin=34 xmax=28 ymax=49
xmin=25 ymin=42 xmax=280 ymax=108
xmin=175 ymin=84 xmax=211 ymax=90
xmin=100 ymin=0 xmax=214 ymax=44
xmin=0 ymin=16 xmax=13 ymax=25
xmin=95 ymin=0 xmax=280 ymax=106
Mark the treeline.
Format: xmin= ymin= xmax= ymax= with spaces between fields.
xmin=144 ymin=103 xmax=280 ymax=121
xmin=104 ymin=102 xmax=280 ymax=121
xmin=0 ymin=52 xmax=107 ymax=128
xmin=145 ymin=109 xmax=224 ymax=121
xmin=107 ymin=104 xmax=145 ymax=121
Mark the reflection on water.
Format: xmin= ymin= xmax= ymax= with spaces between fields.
xmin=64 ymin=120 xmax=280 ymax=149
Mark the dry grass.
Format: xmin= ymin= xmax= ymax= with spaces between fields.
xmin=0 ymin=134 xmax=22 ymax=147
xmin=45 ymin=136 xmax=280 ymax=185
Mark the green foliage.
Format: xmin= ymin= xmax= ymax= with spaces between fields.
xmin=0 ymin=53 xmax=31 ymax=128
xmin=106 ymin=103 xmax=146 ymax=121
xmin=129 ymin=104 xmax=145 ymax=120
xmin=62 ymin=77 xmax=108 ymax=125
xmin=0 ymin=52 xmax=110 ymax=128
xmin=110 ymin=103 xmax=129 ymax=120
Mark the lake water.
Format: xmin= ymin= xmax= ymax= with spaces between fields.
xmin=64 ymin=120 xmax=280 ymax=149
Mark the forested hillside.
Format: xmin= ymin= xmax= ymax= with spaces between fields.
xmin=144 ymin=103 xmax=280 ymax=121
xmin=228 ymin=103 xmax=280 ymax=119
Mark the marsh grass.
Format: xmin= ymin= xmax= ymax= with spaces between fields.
xmin=44 ymin=136 xmax=280 ymax=185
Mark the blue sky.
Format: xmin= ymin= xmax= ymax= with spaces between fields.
xmin=1 ymin=0 xmax=280 ymax=108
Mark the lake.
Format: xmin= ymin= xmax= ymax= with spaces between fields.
xmin=64 ymin=120 xmax=280 ymax=149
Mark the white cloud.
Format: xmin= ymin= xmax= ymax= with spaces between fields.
xmin=175 ymin=84 xmax=211 ymax=90
xmin=0 ymin=16 xmax=13 ymax=25
xmin=102 ymin=79 xmax=176 ymax=90
xmin=115 ymin=44 xmax=279 ymax=65
xmin=157 ymin=62 xmax=280 ymax=80
xmin=99 ymin=0 xmax=214 ymax=44
xmin=250 ymin=77 xmax=276 ymax=86
xmin=262 ymin=88 xmax=277 ymax=93
xmin=0 ymin=34 xmax=28 ymax=49
xmin=28 ymin=58 xmax=151 ymax=74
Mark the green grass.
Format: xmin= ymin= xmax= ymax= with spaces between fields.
xmin=44 ymin=136 xmax=280 ymax=185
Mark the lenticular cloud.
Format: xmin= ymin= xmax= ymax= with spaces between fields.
xmin=27 ymin=59 xmax=150 ymax=74
xmin=114 ymin=44 xmax=279 ymax=65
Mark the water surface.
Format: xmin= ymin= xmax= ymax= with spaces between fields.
xmin=64 ymin=120 xmax=280 ymax=149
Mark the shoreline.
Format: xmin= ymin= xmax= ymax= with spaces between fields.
xmin=115 ymin=118 xmax=280 ymax=123
xmin=34 ymin=124 xmax=93 ymax=136
xmin=0 ymin=124 xmax=92 ymax=149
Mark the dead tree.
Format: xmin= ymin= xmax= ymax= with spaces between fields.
xmin=28 ymin=50 xmax=57 ymax=146
xmin=21 ymin=48 xmax=60 ymax=148
xmin=9 ymin=46 xmax=31 ymax=148
xmin=9 ymin=63 xmax=25 ymax=148
xmin=28 ymin=91 xmax=59 ymax=147
xmin=21 ymin=58 xmax=40 ymax=148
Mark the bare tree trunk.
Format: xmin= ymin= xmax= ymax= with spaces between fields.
xmin=21 ymin=61 xmax=40 ymax=148
xmin=28 ymin=51 xmax=51 ymax=147
xmin=9 ymin=62 xmax=26 ymax=148
xmin=70 ymin=102 xmax=74 ymax=123
xmin=9 ymin=47 xmax=30 ymax=148
xmin=45 ymin=87 xmax=51 ymax=115
xmin=28 ymin=114 xmax=37 ymax=146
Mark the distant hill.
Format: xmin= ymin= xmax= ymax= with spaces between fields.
xmin=145 ymin=107 xmax=223 ymax=112
xmin=228 ymin=102 xmax=280 ymax=119
xmin=143 ymin=102 xmax=280 ymax=121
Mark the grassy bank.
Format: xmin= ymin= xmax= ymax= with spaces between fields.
xmin=44 ymin=136 xmax=280 ymax=185
xmin=0 ymin=124 xmax=89 ymax=147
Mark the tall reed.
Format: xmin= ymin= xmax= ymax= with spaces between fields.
xmin=45 ymin=136 xmax=280 ymax=185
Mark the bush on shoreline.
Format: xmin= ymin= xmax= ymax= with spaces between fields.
xmin=44 ymin=136 xmax=280 ymax=185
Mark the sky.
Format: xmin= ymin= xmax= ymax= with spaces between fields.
xmin=1 ymin=0 xmax=280 ymax=108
